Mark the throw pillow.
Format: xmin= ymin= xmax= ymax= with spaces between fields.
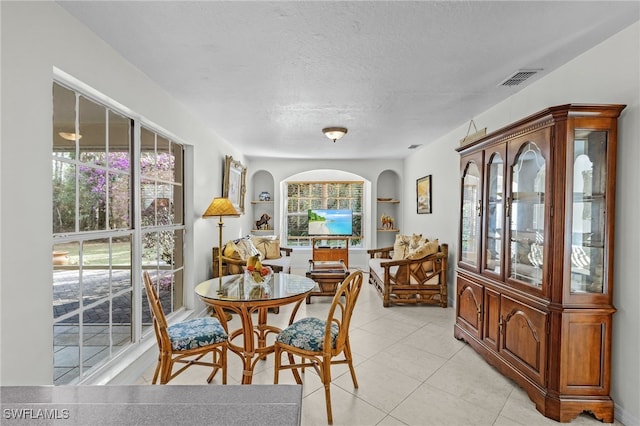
xmin=392 ymin=233 xmax=426 ymax=260
xmin=407 ymin=239 xmax=439 ymax=260
xmin=223 ymin=241 xmax=242 ymax=259
xmin=250 ymin=235 xmax=281 ymax=259
xmin=235 ymin=236 xmax=262 ymax=260
xmin=392 ymin=234 xmax=411 ymax=260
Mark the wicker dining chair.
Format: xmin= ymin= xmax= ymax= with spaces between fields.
xmin=143 ymin=271 xmax=228 ymax=384
xmin=273 ymin=270 xmax=364 ymax=424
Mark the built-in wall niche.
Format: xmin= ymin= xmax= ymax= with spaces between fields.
xmin=250 ymin=170 xmax=275 ymax=235
xmin=375 ymin=170 xmax=401 ymax=247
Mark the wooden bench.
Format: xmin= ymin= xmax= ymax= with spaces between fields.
xmin=367 ymin=243 xmax=448 ymax=308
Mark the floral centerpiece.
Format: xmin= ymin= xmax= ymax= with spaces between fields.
xmin=244 ymin=255 xmax=273 ymax=298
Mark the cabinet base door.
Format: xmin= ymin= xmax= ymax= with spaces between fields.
xmin=500 ymin=295 xmax=547 ymax=387
xmin=559 ymin=311 xmax=612 ymax=395
xmin=455 ymin=274 xmax=483 ymax=339
xmin=483 ymin=287 xmax=500 ymax=351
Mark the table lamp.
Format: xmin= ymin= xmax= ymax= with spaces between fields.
xmin=202 ymin=197 xmax=240 ymax=296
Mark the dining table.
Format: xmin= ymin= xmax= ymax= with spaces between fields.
xmin=195 ymin=272 xmax=317 ymax=384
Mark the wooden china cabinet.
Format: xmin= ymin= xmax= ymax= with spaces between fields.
xmin=454 ymin=104 xmax=625 ymax=423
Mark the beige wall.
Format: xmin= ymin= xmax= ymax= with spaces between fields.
xmin=402 ymin=22 xmax=640 ymax=425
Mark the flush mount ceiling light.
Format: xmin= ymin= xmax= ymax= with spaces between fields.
xmin=58 ymin=132 xmax=82 ymax=141
xmin=322 ymin=127 xmax=348 ymax=143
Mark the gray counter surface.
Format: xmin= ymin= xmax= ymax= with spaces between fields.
xmin=1 ymin=385 xmax=302 ymax=425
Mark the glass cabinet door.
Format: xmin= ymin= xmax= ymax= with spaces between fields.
xmin=508 ymin=140 xmax=546 ymax=288
xmin=484 ymin=151 xmax=505 ymax=275
xmin=570 ymin=129 xmax=608 ymax=294
xmin=460 ymin=155 xmax=482 ymax=269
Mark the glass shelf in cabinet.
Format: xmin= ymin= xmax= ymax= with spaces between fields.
xmin=511 ymin=192 xmax=545 ymax=201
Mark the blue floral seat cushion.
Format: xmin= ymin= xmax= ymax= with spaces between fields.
xmin=167 ymin=317 xmax=228 ymax=351
xmin=276 ymin=317 xmax=339 ymax=352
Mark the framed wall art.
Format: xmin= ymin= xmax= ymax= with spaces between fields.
xmin=417 ymin=175 xmax=432 ymax=214
xmin=223 ymin=155 xmax=247 ymax=214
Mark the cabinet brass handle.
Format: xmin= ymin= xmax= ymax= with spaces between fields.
xmin=477 ymin=199 xmax=482 ymax=217
xmin=505 ymin=197 xmax=511 ymax=218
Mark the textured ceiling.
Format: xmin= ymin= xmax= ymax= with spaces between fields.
xmin=57 ymin=1 xmax=639 ymax=159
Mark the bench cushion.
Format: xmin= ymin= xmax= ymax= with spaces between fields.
xmin=369 ymin=258 xmax=440 ymax=285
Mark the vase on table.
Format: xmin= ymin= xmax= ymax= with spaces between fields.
xmin=244 ymin=267 xmax=273 ymax=299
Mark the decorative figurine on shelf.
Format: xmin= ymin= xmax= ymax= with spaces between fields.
xmin=259 ymin=191 xmax=271 ymax=201
xmin=255 ymin=213 xmax=271 ymax=230
xmin=381 ymin=213 xmax=395 ymax=230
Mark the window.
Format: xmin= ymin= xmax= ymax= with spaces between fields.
xmin=286 ymin=181 xmax=363 ymax=247
xmin=52 ymin=82 xmax=185 ymax=384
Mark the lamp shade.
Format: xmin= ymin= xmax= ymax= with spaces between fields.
xmin=202 ymin=197 xmax=240 ymax=218
xmin=322 ymin=127 xmax=348 ymax=142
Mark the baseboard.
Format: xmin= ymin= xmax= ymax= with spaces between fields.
xmin=615 ymin=404 xmax=639 ymax=426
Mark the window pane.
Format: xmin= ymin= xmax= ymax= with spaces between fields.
xmin=78 ymin=95 xmax=106 ymax=165
xmin=108 ymin=110 xmax=130 ymax=152
xmin=109 ymin=171 xmax=130 ymax=229
xmin=53 ymin=242 xmax=80 ymax=320
xmin=173 ymin=269 xmax=184 ymax=312
xmin=142 ymin=231 xmax=160 ymax=266
xmin=78 ymin=165 xmax=106 ymax=231
xmin=112 ymin=291 xmax=133 ymax=351
xmin=53 ymin=314 xmax=80 ymax=385
xmin=140 ymin=128 xmax=155 ymax=178
xmin=157 ymin=135 xmax=172 ymax=181
xmin=53 ymin=161 xmax=76 ymax=234
xmin=83 ymin=301 xmax=110 ymax=368
xmin=53 ymin=83 xmax=78 ymax=156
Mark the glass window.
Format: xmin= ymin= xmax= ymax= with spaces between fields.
xmin=52 ymin=82 xmax=185 ymax=384
xmin=285 ymin=181 xmax=363 ymax=247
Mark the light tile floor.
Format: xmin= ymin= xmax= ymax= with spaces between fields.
xmin=135 ymin=272 xmax=622 ymax=426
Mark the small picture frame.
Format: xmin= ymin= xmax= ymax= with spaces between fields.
xmin=223 ymin=155 xmax=246 ymax=214
xmin=417 ymin=175 xmax=432 ymax=214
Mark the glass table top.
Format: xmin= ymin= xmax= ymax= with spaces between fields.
xmin=195 ymin=273 xmax=317 ymax=302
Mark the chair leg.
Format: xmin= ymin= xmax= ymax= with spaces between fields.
xmin=221 ymin=347 xmax=227 ymax=384
xmin=343 ymin=340 xmax=359 ymax=388
xmin=160 ymin=353 xmax=173 ymax=384
xmin=288 ymin=353 xmax=303 ymax=384
xmin=321 ymin=356 xmax=333 ymax=425
xmin=274 ymin=346 xmax=281 ymax=384
xmin=205 ymin=348 xmax=227 ymax=384
xmin=206 ymin=350 xmax=218 ymax=383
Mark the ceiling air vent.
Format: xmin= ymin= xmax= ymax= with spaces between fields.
xmin=499 ymin=69 xmax=542 ymax=87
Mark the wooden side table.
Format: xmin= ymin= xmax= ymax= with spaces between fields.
xmin=306 ymin=259 xmax=349 ymax=303
xmin=311 ymin=236 xmax=349 ymax=267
